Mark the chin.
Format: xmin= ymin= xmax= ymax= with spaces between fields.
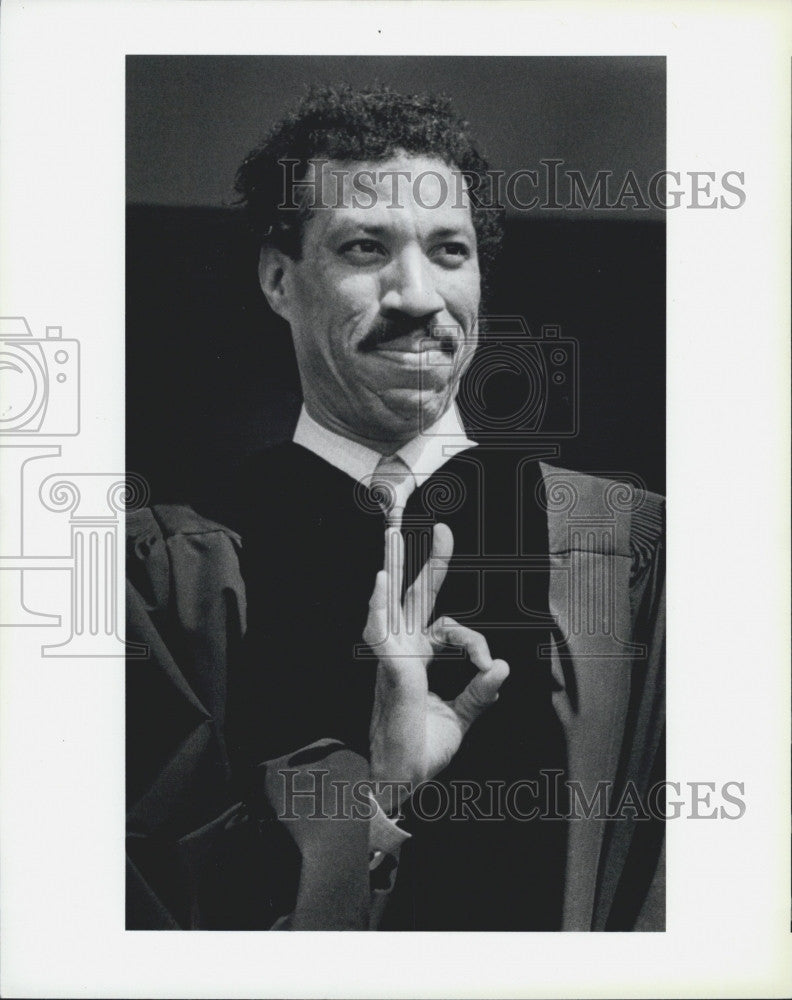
xmin=373 ymin=391 xmax=449 ymax=438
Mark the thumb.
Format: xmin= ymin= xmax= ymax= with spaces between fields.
xmin=451 ymin=658 xmax=510 ymax=730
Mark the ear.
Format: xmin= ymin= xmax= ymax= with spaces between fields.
xmin=258 ymin=245 xmax=293 ymax=321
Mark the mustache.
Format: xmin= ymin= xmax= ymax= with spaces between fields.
xmin=358 ymin=316 xmax=460 ymax=353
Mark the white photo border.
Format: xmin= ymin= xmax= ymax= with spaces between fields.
xmin=0 ymin=1 xmax=790 ymax=997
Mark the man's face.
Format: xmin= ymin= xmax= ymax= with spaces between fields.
xmin=263 ymin=154 xmax=481 ymax=447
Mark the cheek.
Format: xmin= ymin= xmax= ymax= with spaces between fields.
xmin=326 ymin=277 xmax=381 ymax=333
xmin=443 ymin=269 xmax=480 ymax=315
xmin=292 ymin=272 xmax=331 ymax=315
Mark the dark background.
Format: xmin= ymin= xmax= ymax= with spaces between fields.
xmin=126 ymin=56 xmax=665 ymax=508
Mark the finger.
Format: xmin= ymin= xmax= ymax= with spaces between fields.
xmin=452 ymin=658 xmax=510 ymax=730
xmin=384 ymin=526 xmax=404 ymax=629
xmin=405 ymin=522 xmax=454 ymax=630
xmin=402 ymin=524 xmax=430 ymax=637
xmin=368 ymin=569 xmax=387 ymax=611
xmin=424 ymin=523 xmax=453 ymax=623
xmin=383 ymin=525 xmax=404 ymax=583
xmin=362 ymin=570 xmax=388 ymax=647
xmin=430 ymin=617 xmax=492 ymax=667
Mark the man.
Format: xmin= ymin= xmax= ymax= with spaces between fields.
xmin=126 ymin=84 xmax=665 ymax=932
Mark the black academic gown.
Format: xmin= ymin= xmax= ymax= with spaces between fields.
xmin=234 ymin=442 xmax=566 ymax=930
xmin=126 ymin=444 xmax=665 ymax=931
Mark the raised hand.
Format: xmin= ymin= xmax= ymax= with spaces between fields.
xmin=364 ymin=524 xmax=509 ymax=813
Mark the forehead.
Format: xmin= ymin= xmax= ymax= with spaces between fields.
xmin=302 ymin=154 xmax=476 ymax=235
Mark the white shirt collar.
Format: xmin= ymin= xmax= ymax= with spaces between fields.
xmin=293 ymin=404 xmax=476 ymax=486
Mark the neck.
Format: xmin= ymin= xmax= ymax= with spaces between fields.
xmin=303 ymin=400 xmax=450 ymax=455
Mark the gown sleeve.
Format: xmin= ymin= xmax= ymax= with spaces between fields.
xmin=126 ymin=504 xmax=383 ymax=930
xmin=592 ymin=486 xmax=666 ymax=930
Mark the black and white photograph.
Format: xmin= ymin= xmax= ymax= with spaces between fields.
xmin=0 ymin=1 xmax=790 ymax=997
xmin=126 ymin=55 xmax=667 ymax=933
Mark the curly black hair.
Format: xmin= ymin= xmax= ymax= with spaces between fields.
xmin=234 ymin=84 xmax=504 ymax=295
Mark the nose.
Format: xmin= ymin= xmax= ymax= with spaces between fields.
xmin=379 ymin=247 xmax=444 ymax=320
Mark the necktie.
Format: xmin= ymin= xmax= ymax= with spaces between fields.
xmin=368 ymin=454 xmax=415 ymax=530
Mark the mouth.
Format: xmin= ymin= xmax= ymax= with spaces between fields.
xmin=362 ymin=332 xmax=458 ymax=356
xmin=368 ymin=337 xmax=457 ymax=373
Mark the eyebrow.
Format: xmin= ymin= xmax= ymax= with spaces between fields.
xmin=330 ymin=222 xmax=474 ymax=241
xmin=426 ymin=226 xmax=474 ymax=241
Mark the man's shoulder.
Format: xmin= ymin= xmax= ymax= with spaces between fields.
xmin=126 ymin=503 xmax=245 ymax=621
xmin=538 ymin=462 xmax=664 ymax=554
xmin=538 ymin=461 xmax=664 ymax=507
xmin=127 ymin=503 xmax=241 ymax=545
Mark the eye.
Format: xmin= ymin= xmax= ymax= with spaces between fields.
xmin=432 ymin=242 xmax=472 ymax=266
xmin=338 ymin=239 xmax=388 ymax=263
